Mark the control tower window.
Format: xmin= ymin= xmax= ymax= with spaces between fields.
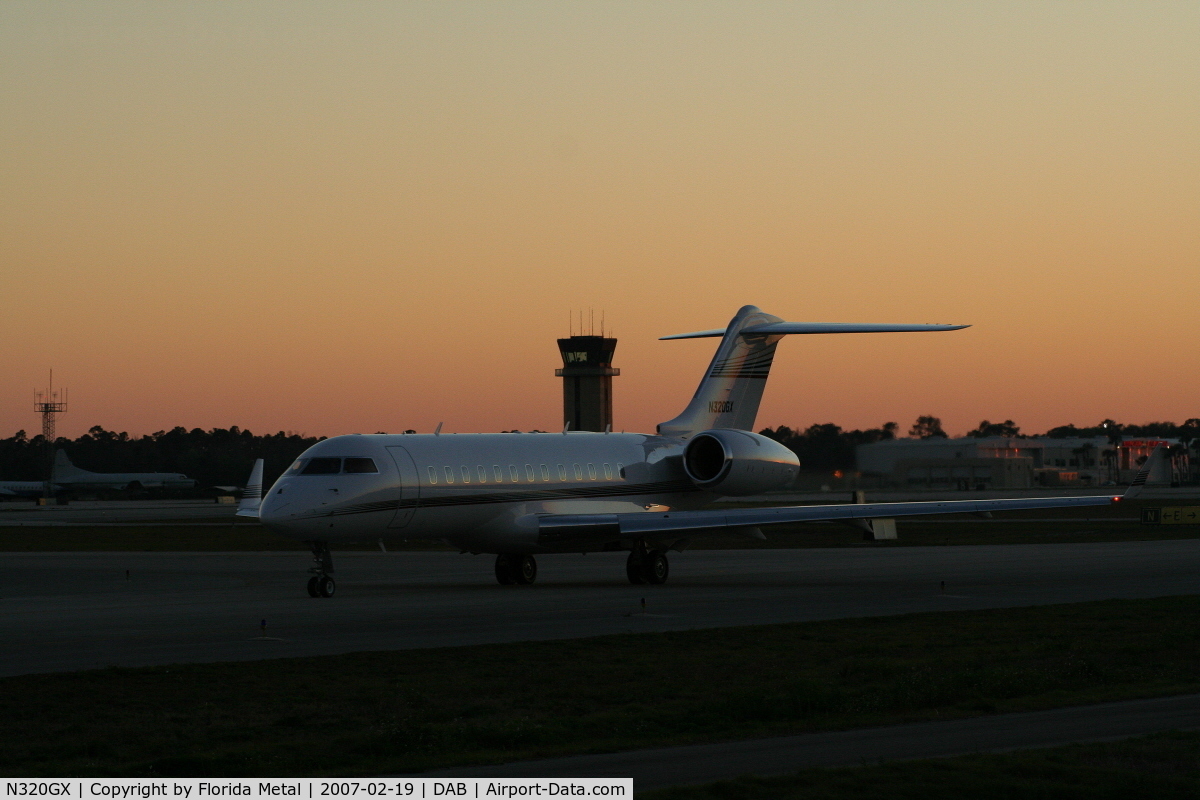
xmin=343 ymin=458 xmax=378 ymax=474
xmin=302 ymin=458 xmax=341 ymax=475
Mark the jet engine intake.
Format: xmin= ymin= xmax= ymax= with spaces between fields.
xmin=682 ymin=429 xmax=800 ymax=496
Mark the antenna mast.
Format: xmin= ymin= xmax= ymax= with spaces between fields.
xmin=34 ymin=370 xmax=68 ymax=444
xmin=33 ymin=370 xmax=68 ymax=500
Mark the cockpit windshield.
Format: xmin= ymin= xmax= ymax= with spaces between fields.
xmin=294 ymin=457 xmax=379 ymax=475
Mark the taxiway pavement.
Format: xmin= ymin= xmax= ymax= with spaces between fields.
xmin=5 ymin=540 xmax=1200 ymax=677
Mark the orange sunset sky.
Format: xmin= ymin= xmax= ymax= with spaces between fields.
xmin=2 ymin=2 xmax=1198 ymax=442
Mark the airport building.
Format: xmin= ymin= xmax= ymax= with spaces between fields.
xmin=856 ymin=436 xmax=1178 ymax=489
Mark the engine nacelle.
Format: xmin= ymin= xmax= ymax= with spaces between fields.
xmin=682 ymin=429 xmax=800 ymax=496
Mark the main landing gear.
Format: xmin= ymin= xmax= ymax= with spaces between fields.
xmin=627 ymin=547 xmax=669 ymax=585
xmin=495 ymin=553 xmax=537 ymax=585
xmin=306 ymin=540 xmax=336 ymax=598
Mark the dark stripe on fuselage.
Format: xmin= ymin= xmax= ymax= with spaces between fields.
xmin=298 ymin=479 xmax=700 ymax=519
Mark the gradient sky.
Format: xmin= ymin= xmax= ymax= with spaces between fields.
xmin=2 ymin=2 xmax=1198 ymax=442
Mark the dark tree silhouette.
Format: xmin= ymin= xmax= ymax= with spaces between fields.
xmin=909 ymin=415 xmax=947 ymax=439
xmin=968 ymin=419 xmax=1021 ymax=438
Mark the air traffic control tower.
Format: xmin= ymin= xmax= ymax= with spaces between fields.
xmin=555 ymin=335 xmax=620 ymax=432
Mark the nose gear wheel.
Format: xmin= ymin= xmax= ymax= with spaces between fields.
xmin=306 ymin=541 xmax=336 ymax=598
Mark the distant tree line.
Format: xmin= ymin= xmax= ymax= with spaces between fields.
xmin=0 ymin=426 xmax=324 ymax=490
xmin=4 ymin=415 xmax=1200 ymax=486
xmin=761 ymin=416 xmax=1200 ymax=473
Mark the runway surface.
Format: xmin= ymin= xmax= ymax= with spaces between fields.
xmin=5 ymin=540 xmax=1200 ymax=677
xmin=422 ymin=693 xmax=1200 ymax=789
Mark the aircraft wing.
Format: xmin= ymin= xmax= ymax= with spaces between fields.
xmin=538 ymin=493 xmax=1120 ymax=543
xmin=537 ymin=448 xmax=1164 ymax=545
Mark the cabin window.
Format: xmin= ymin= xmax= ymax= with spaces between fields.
xmin=477 ymin=466 xmax=487 ymax=483
xmin=302 ymin=458 xmax=341 ymax=475
xmin=493 ymin=465 xmax=503 ymax=482
xmin=343 ymin=458 xmax=378 ymax=474
xmin=509 ymin=465 xmax=519 ymax=482
xmin=616 ymin=463 xmax=624 ymax=479
xmin=427 ymin=466 xmax=437 ymax=485
xmin=587 ymin=463 xmax=597 ymax=480
xmin=604 ymin=463 xmax=613 ymax=480
xmin=540 ymin=464 xmax=549 ymax=481
xmin=444 ymin=466 xmax=455 ymax=484
xmin=573 ymin=463 xmax=582 ymax=480
xmin=557 ymin=464 xmax=566 ymax=481
xmin=460 ymin=466 xmax=471 ymax=483
xmin=525 ymin=464 xmax=535 ymax=482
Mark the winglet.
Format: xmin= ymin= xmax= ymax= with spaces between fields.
xmin=1123 ymin=446 xmax=1168 ymax=499
xmin=236 ymin=458 xmax=264 ymax=518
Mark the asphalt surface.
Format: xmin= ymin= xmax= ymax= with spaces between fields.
xmin=0 ymin=499 xmax=237 ymax=524
xmin=422 ymin=693 xmax=1200 ymax=789
xmin=5 ymin=540 xmax=1200 ymax=677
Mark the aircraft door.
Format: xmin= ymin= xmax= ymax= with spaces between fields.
xmin=386 ymin=446 xmax=421 ymax=529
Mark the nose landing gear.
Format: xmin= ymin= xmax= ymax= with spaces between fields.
xmin=495 ymin=554 xmax=537 ymax=585
xmin=306 ymin=541 xmax=336 ymax=598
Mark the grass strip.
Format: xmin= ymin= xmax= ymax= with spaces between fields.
xmin=5 ymin=596 xmax=1200 ymax=777
xmin=642 ymin=731 xmax=1200 ymax=799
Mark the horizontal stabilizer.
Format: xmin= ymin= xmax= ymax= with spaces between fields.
xmin=660 ymin=321 xmax=968 ymax=340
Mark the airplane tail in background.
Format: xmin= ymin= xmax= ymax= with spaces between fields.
xmin=656 ymin=305 xmax=968 ymax=438
xmin=1123 ymin=446 xmax=1168 ymax=499
xmin=52 ymin=449 xmax=90 ymax=481
xmin=237 ymin=459 xmax=264 ymax=518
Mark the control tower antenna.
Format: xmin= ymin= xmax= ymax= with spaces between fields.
xmin=34 ymin=369 xmax=68 ymax=445
xmin=34 ymin=370 xmax=67 ymax=499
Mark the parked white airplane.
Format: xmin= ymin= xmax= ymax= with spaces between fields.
xmin=240 ymin=305 xmax=1154 ymax=598
xmin=53 ymin=450 xmax=195 ymax=490
xmin=0 ymin=480 xmax=54 ymax=498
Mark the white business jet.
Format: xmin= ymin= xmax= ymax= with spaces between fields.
xmin=240 ymin=305 xmax=1152 ymax=598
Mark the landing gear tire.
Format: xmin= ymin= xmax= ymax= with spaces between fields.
xmin=307 ymin=576 xmax=321 ymax=598
xmin=495 ymin=554 xmax=537 ymax=585
xmin=626 ymin=551 xmax=646 ymax=585
xmin=645 ymin=550 xmax=669 ymax=585
xmin=495 ymin=554 xmax=516 ymax=585
xmin=515 ymin=555 xmax=537 ymax=585
xmin=318 ymin=575 xmax=336 ymax=597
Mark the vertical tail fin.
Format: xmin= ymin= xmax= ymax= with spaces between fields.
xmin=52 ymin=449 xmax=84 ymax=482
xmin=1123 ymin=446 xmax=1167 ymax=499
xmin=656 ymin=307 xmax=969 ymax=439
xmin=657 ymin=306 xmax=785 ymax=437
xmin=237 ymin=458 xmax=264 ymax=518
